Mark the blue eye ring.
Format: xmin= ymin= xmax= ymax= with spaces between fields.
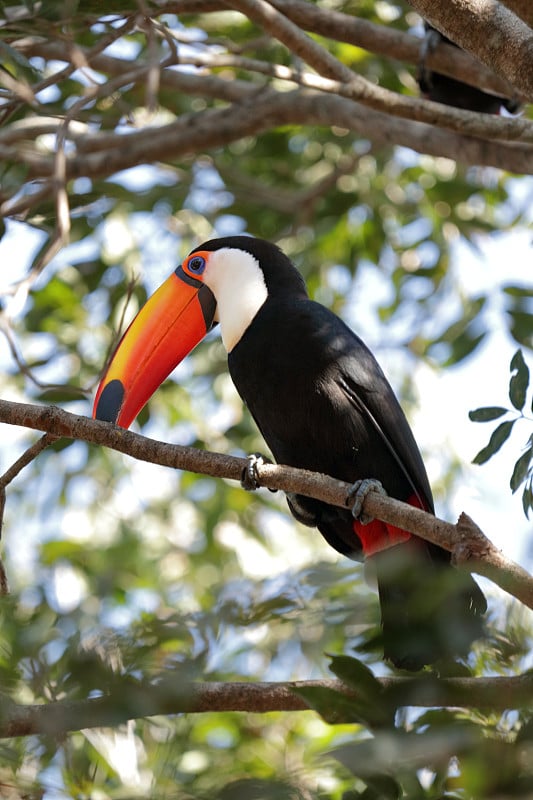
xmin=188 ymin=255 xmax=206 ymax=273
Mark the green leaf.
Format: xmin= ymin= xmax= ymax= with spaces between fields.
xmin=327 ymin=655 xmax=393 ymax=727
xmin=510 ymin=447 xmax=533 ymax=492
xmin=443 ymin=331 xmax=486 ymax=367
xmin=503 ymin=285 xmax=533 ymax=299
xmin=507 ymin=310 xmax=533 ymax=349
xmin=468 ymin=407 xmax=509 ymax=422
xmin=0 ymin=41 xmax=42 ymax=82
xmin=522 ymin=484 xmax=533 ymax=519
xmin=509 ymin=349 xmax=530 ymax=411
xmin=328 ymin=654 xmax=382 ymax=698
xmin=41 ymin=540 xmax=87 ymax=565
xmin=472 ymin=420 xmax=515 ymax=465
xmin=292 ymin=685 xmax=370 ymax=726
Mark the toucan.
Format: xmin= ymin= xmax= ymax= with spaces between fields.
xmin=94 ymin=235 xmax=486 ymax=670
xmin=418 ymin=23 xmax=520 ymax=114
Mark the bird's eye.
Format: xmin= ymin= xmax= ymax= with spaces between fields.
xmin=188 ymin=256 xmax=206 ymax=273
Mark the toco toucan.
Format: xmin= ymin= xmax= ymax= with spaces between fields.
xmin=94 ymin=236 xmax=486 ymax=670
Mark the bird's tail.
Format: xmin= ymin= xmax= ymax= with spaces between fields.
xmin=369 ymin=535 xmax=486 ymax=671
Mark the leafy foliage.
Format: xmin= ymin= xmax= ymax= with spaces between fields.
xmin=0 ymin=1 xmax=531 ymax=798
xmin=470 ymin=350 xmax=533 ymax=517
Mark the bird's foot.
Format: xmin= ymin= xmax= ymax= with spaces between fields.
xmin=241 ymin=453 xmax=274 ymax=492
xmin=347 ymin=478 xmax=386 ymax=524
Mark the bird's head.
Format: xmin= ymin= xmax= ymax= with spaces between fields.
xmin=92 ymin=236 xmax=306 ymax=427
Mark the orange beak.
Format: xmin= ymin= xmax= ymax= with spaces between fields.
xmin=93 ymin=265 xmax=216 ymax=427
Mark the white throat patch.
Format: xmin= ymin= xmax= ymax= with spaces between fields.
xmin=203 ymin=248 xmax=268 ymax=352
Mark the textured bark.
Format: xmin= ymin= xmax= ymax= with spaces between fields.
xmin=1 ymin=673 xmax=533 ymax=738
xmin=408 ymin=0 xmax=533 ymax=99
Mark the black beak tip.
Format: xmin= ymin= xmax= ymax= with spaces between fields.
xmin=94 ymin=379 xmax=125 ymax=423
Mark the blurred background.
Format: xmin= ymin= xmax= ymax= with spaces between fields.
xmin=0 ymin=1 xmax=532 ymax=797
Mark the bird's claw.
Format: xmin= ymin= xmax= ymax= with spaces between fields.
xmin=241 ymin=453 xmax=274 ymax=492
xmin=347 ymin=478 xmax=386 ymax=524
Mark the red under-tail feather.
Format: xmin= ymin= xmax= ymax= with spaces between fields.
xmin=354 ymin=493 xmax=421 ymax=557
xmin=353 ymin=494 xmax=485 ymax=670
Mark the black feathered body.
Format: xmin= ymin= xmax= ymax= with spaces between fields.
xmin=225 ymin=249 xmax=485 ymax=669
xmin=229 ymin=295 xmax=434 ymax=558
xmin=203 ymin=236 xmax=485 ymax=669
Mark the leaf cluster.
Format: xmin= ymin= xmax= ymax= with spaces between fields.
xmin=470 ymin=349 xmax=533 ymax=516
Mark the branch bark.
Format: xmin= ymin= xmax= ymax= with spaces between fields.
xmin=0 ymin=399 xmax=532 ymax=608
xmin=269 ymin=0 xmax=522 ymax=99
xmin=407 ymin=0 xmax=533 ymax=100
xmin=2 ymin=0 xmax=532 ymax=220
xmin=501 ymin=0 xmax=533 ymax=26
xmin=1 ymin=85 xmax=532 ymax=210
xmin=2 ymin=673 xmax=533 ymax=738
xmin=16 ymin=39 xmax=532 ymax=147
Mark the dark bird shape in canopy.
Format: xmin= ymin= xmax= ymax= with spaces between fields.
xmin=418 ymin=23 xmax=520 ymax=114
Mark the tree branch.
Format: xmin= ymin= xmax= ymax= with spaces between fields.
xmin=19 ymin=35 xmax=532 ymax=146
xmin=501 ymin=0 xmax=533 ymax=26
xmin=159 ymin=0 xmax=528 ymax=99
xmin=0 ymin=399 xmax=532 ymax=608
xmin=269 ymin=0 xmax=523 ymax=99
xmin=0 ymin=84 xmax=532 ymax=201
xmin=224 ymin=0 xmax=355 ymax=82
xmin=2 ymin=673 xmax=533 ymax=738
xmin=2 ymin=0 xmax=531 ymax=219
xmin=20 ymin=3 xmax=522 ymax=102
xmin=407 ymin=0 xmax=533 ymax=100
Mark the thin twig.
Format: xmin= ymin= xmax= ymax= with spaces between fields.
xmin=0 ymin=16 xmax=137 ymax=125
xmin=0 ymin=320 xmax=88 ymax=395
xmin=0 ymin=432 xmax=58 ymax=493
xmin=96 ymin=275 xmax=140 ymax=386
xmin=0 ymin=432 xmax=59 ymax=594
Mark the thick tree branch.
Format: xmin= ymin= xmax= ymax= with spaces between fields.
xmin=408 ymin=0 xmax=533 ymax=100
xmin=1 ymin=86 xmax=532 ymax=212
xmin=1 ymin=673 xmax=533 ymax=738
xmin=269 ymin=0 xmax=523 ymax=99
xmin=159 ymin=0 xmax=528 ymax=99
xmin=16 ymin=37 xmax=532 ymax=147
xmin=0 ymin=399 xmax=532 ymax=608
xmin=20 ymin=3 xmax=522 ymax=102
xmin=501 ymin=0 xmax=533 ymax=27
